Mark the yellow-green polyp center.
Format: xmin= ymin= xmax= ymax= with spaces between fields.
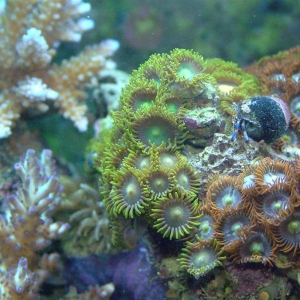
xmin=165 ymin=202 xmax=190 ymax=227
xmin=170 ymin=207 xmax=184 ymax=220
xmin=123 ymin=177 xmax=141 ymax=204
xmin=178 ymin=66 xmax=196 ymax=80
xmin=191 ymin=248 xmax=215 ymax=269
xmin=250 ymin=242 xmax=264 ymax=256
xmin=159 ymin=153 xmax=177 ymax=168
xmin=176 ymin=171 xmax=190 ymax=190
xmin=201 ymin=222 xmax=210 ymax=234
xmin=273 ymin=201 xmax=282 ymax=211
xmin=150 ymin=173 xmax=169 ymax=194
xmin=139 ymin=117 xmax=176 ymax=146
xmin=151 ymin=126 xmax=162 ymax=138
xmin=136 ymin=100 xmax=153 ymax=110
xmin=136 ymin=156 xmax=150 ymax=170
xmin=133 ymin=93 xmax=156 ymax=111
xmin=288 ymin=220 xmax=300 ymax=234
xmin=166 ymin=100 xmax=180 ymax=113
xmin=223 ymin=196 xmax=234 ymax=206
xmin=194 ymin=252 xmax=209 ymax=266
xmin=217 ymin=186 xmax=241 ymax=208
xmin=231 ymin=222 xmax=243 ymax=233
xmin=218 ymin=83 xmax=237 ymax=94
xmin=177 ymin=59 xmax=203 ymax=80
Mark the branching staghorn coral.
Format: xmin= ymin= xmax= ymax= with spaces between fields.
xmin=0 ymin=0 xmax=119 ymax=138
xmin=0 ymin=149 xmax=69 ymax=299
xmin=93 ymin=69 xmax=130 ymax=136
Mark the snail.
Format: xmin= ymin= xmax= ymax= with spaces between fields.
xmin=230 ymin=96 xmax=291 ymax=144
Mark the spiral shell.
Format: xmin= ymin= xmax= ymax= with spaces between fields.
xmin=238 ymin=96 xmax=290 ymax=144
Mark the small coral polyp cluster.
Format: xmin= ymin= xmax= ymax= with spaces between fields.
xmin=177 ymin=156 xmax=300 ymax=278
xmin=90 ymin=48 xmax=300 ymax=282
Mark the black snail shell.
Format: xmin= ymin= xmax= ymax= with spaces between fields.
xmin=237 ymin=96 xmax=291 ymax=144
